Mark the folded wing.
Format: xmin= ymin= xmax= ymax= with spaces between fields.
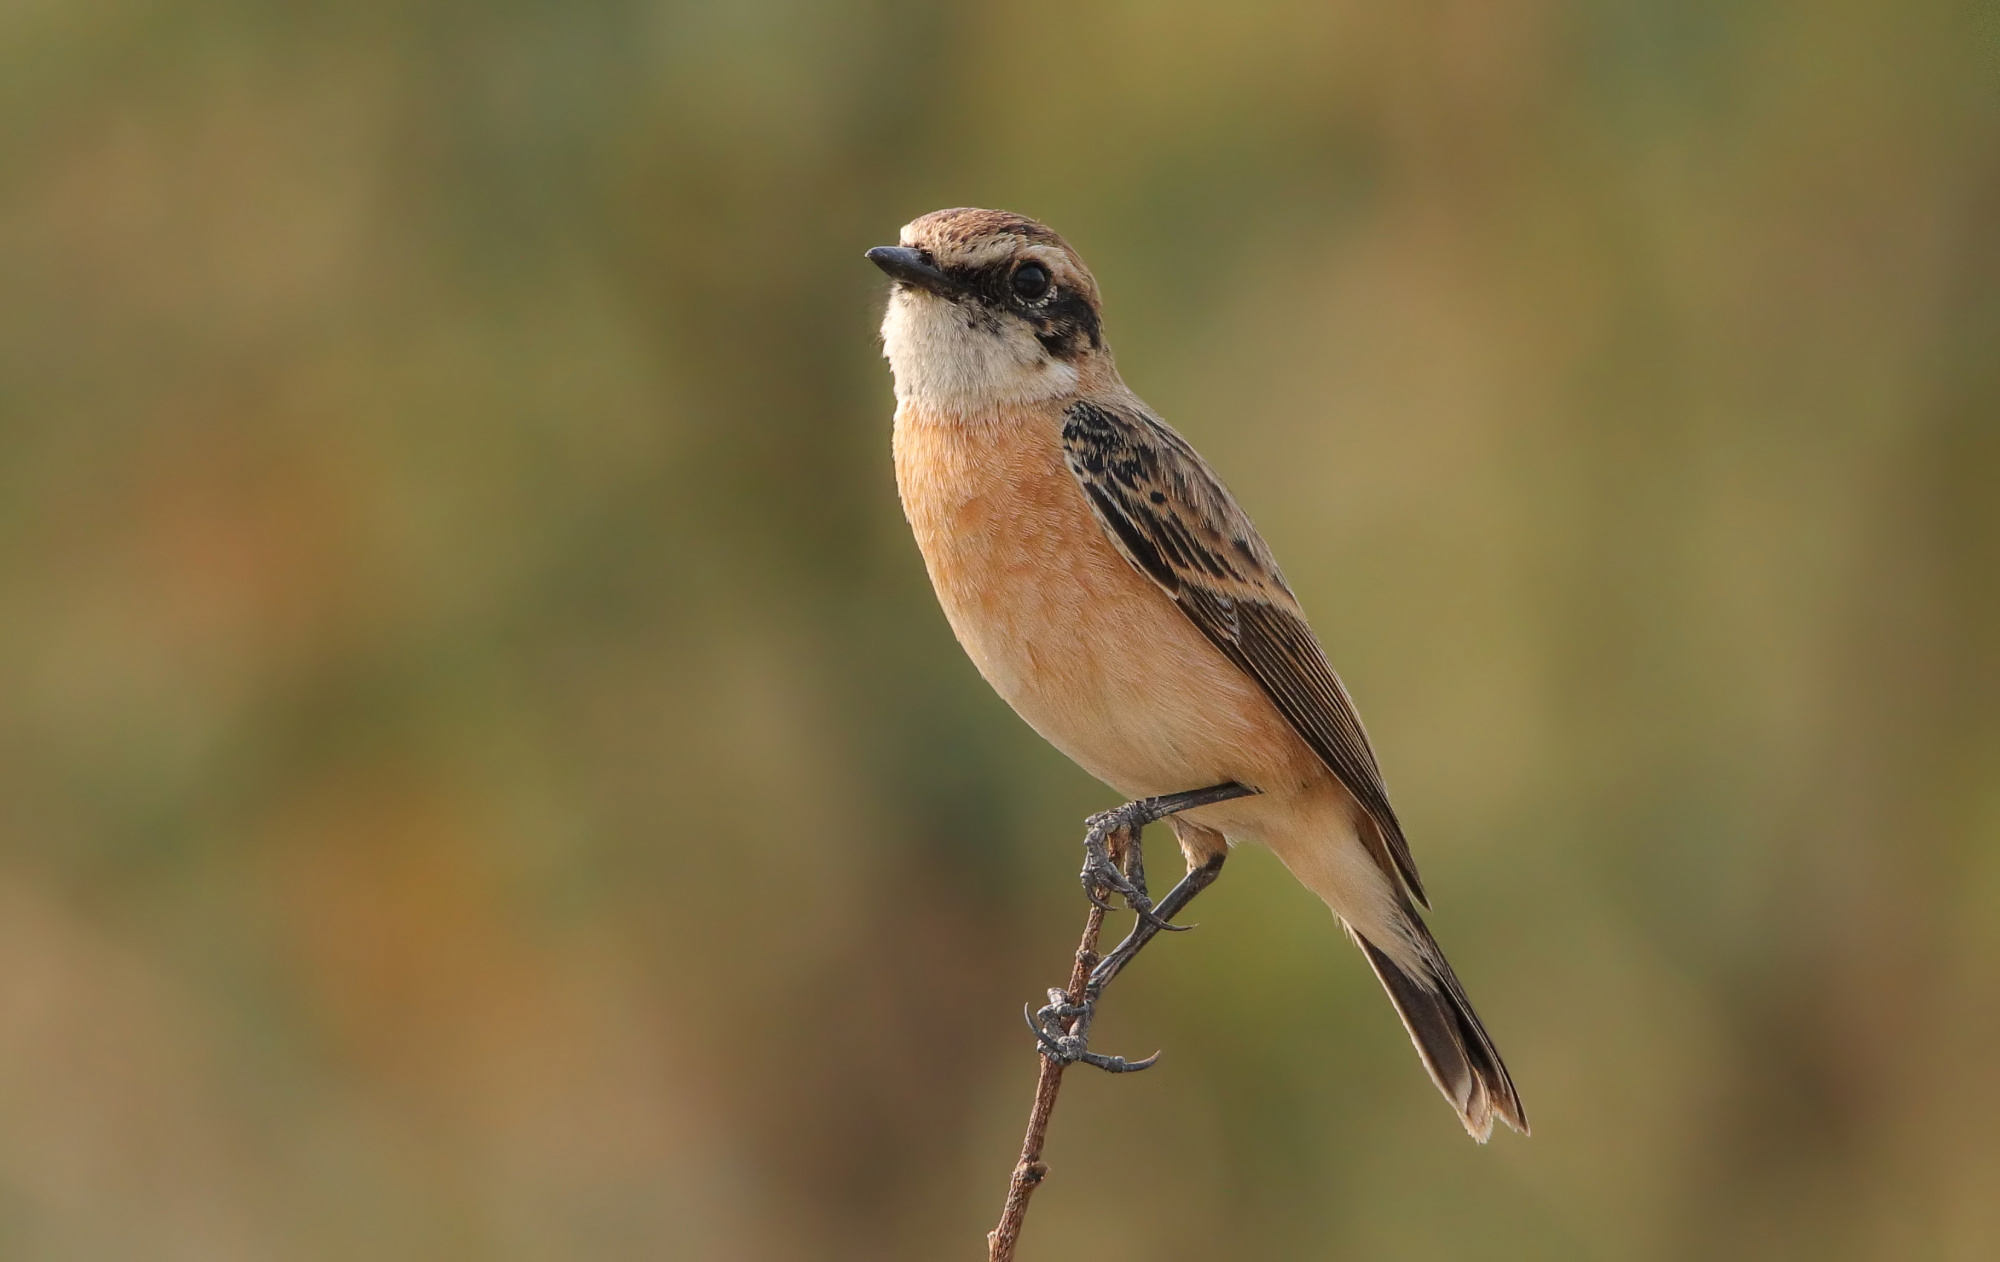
xmin=1060 ymin=399 xmax=1428 ymax=907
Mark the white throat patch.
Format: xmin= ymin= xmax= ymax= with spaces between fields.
xmin=880 ymin=289 xmax=1079 ymax=415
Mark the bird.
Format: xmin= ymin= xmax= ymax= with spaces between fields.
xmin=867 ymin=207 xmax=1527 ymax=1142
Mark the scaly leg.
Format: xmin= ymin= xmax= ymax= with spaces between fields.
xmin=1030 ymin=782 xmax=1254 ymax=1071
xmin=1088 ymin=849 xmax=1227 ymax=995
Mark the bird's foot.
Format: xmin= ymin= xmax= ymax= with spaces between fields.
xmin=1024 ymin=990 xmax=1159 ymax=1073
xmin=1032 ymin=784 xmax=1257 ymax=1074
xmin=1078 ymin=809 xmax=1187 ymax=934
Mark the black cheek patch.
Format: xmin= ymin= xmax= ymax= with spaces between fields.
xmin=1033 ymin=289 xmax=1101 ymax=359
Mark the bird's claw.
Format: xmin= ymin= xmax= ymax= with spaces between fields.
xmin=1078 ymin=846 xmax=1134 ymax=911
xmin=1022 ymin=1002 xmax=1159 ymax=1073
xmin=1078 ymin=817 xmax=1190 ymax=933
xmin=1079 ymin=1048 xmax=1161 ymax=1073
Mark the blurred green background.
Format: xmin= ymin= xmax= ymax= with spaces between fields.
xmin=3 ymin=1 xmax=1997 ymax=1258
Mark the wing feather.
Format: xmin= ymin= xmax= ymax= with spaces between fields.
xmin=1061 ymin=399 xmax=1429 ymax=907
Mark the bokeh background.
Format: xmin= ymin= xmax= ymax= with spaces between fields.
xmin=4 ymin=1 xmax=1998 ymax=1258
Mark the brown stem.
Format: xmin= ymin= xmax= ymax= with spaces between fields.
xmin=986 ymin=901 xmax=1105 ymax=1262
xmin=985 ymin=788 xmax=1250 ymax=1259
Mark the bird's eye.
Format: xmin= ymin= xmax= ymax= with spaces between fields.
xmin=1011 ymin=262 xmax=1052 ymax=301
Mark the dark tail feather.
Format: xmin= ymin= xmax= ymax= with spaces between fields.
xmin=1355 ymin=923 xmax=1528 ymax=1142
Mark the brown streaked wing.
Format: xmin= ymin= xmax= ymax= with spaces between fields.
xmin=1059 ymin=399 xmax=1429 ymax=907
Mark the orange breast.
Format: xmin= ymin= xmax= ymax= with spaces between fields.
xmin=892 ymin=402 xmax=1319 ymax=800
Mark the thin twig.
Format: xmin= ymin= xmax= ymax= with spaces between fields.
xmin=987 ymin=787 xmax=1253 ymax=1259
xmin=986 ymin=901 xmax=1105 ymax=1262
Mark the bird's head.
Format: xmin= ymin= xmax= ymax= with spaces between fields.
xmin=869 ymin=208 xmax=1108 ymax=412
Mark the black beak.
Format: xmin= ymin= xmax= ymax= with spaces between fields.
xmin=866 ymin=246 xmax=960 ymax=297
